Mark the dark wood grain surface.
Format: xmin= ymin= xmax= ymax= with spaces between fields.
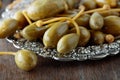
xmin=0 ymin=39 xmax=120 ymax=80
xmin=0 ymin=0 xmax=120 ymax=80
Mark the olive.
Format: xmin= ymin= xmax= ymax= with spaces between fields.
xmin=13 ymin=10 xmax=28 ymax=29
xmin=90 ymin=12 xmax=104 ymax=30
xmin=75 ymin=14 xmax=90 ymax=28
xmin=21 ymin=23 xmax=47 ymax=41
xmin=80 ymin=0 xmax=97 ymax=10
xmin=26 ymin=0 xmax=77 ymax=21
xmin=95 ymin=0 xmax=117 ymax=8
xmin=43 ymin=22 xmax=68 ymax=48
xmin=91 ymin=31 xmax=105 ymax=45
xmin=15 ymin=49 xmax=38 ymax=71
xmin=103 ymin=16 xmax=120 ymax=36
xmin=57 ymin=33 xmax=79 ymax=54
xmin=0 ymin=18 xmax=19 ymax=38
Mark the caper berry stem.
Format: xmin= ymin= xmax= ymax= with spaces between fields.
xmin=36 ymin=17 xmax=80 ymax=36
xmin=36 ymin=5 xmax=85 ymax=27
xmin=99 ymin=8 xmax=120 ymax=14
xmin=82 ymin=4 xmax=110 ymax=14
xmin=72 ymin=5 xmax=85 ymax=20
xmin=22 ymin=10 xmax=32 ymax=24
xmin=36 ymin=17 xmax=67 ymax=26
xmin=0 ymin=52 xmax=15 ymax=56
xmin=36 ymin=5 xmax=109 ymax=28
xmin=70 ymin=19 xmax=80 ymax=36
xmin=0 ymin=49 xmax=38 ymax=71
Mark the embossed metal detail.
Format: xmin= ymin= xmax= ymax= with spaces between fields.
xmin=6 ymin=37 xmax=120 ymax=61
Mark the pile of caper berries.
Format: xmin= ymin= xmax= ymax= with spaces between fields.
xmin=0 ymin=0 xmax=120 ymax=71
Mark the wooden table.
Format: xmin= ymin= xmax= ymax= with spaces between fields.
xmin=0 ymin=39 xmax=120 ymax=80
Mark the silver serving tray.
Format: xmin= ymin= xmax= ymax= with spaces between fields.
xmin=2 ymin=0 xmax=120 ymax=61
xmin=6 ymin=37 xmax=120 ymax=61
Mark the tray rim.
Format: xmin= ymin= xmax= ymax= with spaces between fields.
xmin=6 ymin=37 xmax=120 ymax=61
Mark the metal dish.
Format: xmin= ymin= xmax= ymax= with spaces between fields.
xmin=6 ymin=37 xmax=120 ymax=61
xmin=2 ymin=0 xmax=120 ymax=61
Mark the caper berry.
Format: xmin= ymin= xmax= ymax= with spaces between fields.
xmin=21 ymin=23 xmax=47 ymax=41
xmin=91 ymin=31 xmax=105 ymax=45
xmin=103 ymin=16 xmax=120 ymax=36
xmin=75 ymin=14 xmax=90 ymax=28
xmin=43 ymin=22 xmax=68 ymax=48
xmin=68 ymin=26 xmax=90 ymax=46
xmin=78 ymin=26 xmax=90 ymax=46
xmin=26 ymin=0 xmax=77 ymax=21
xmin=0 ymin=18 xmax=19 ymax=38
xmin=95 ymin=0 xmax=117 ymax=8
xmin=15 ymin=49 xmax=38 ymax=71
xmin=100 ymin=11 xmax=120 ymax=17
xmin=13 ymin=10 xmax=28 ymax=29
xmin=57 ymin=33 xmax=79 ymax=54
xmin=80 ymin=0 xmax=97 ymax=10
xmin=90 ymin=12 xmax=104 ymax=30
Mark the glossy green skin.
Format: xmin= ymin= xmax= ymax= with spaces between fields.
xmin=21 ymin=23 xmax=47 ymax=41
xmin=13 ymin=11 xmax=28 ymax=29
xmin=0 ymin=18 xmax=19 ymax=38
xmin=27 ymin=0 xmax=63 ymax=20
xmin=26 ymin=0 xmax=77 ymax=21
xmin=57 ymin=33 xmax=79 ymax=54
xmin=103 ymin=16 xmax=120 ymax=36
xmin=78 ymin=27 xmax=90 ymax=46
xmin=75 ymin=14 xmax=90 ymax=28
xmin=100 ymin=11 xmax=119 ymax=17
xmin=27 ymin=0 xmax=69 ymax=21
xmin=15 ymin=49 xmax=38 ymax=71
xmin=90 ymin=12 xmax=104 ymax=30
xmin=64 ymin=0 xmax=77 ymax=9
xmin=80 ymin=0 xmax=97 ymax=10
xmin=43 ymin=22 xmax=68 ymax=48
xmin=91 ymin=31 xmax=105 ymax=45
xmin=95 ymin=0 xmax=117 ymax=8
xmin=69 ymin=26 xmax=90 ymax=46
